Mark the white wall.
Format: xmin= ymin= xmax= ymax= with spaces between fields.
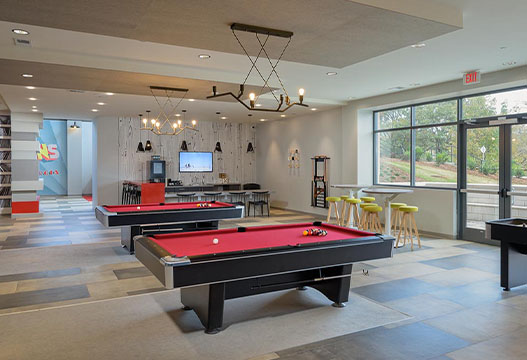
xmin=257 ymin=108 xmax=343 ymax=216
xmin=66 ymin=121 xmax=82 ymax=195
xmin=257 ymin=66 xmax=527 ymax=238
xmin=92 ymin=116 xmax=119 ymax=206
xmin=81 ymin=122 xmax=93 ymax=195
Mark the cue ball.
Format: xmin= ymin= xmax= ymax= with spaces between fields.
xmin=213 ymin=238 xmax=219 ymax=244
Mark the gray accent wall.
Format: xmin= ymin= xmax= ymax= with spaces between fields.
xmin=11 ymin=159 xmax=39 ymax=181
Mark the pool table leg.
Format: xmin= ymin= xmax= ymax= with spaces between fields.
xmin=121 ymin=226 xmax=140 ymax=254
xmin=181 ymin=283 xmax=225 ymax=334
xmin=311 ymin=264 xmax=352 ymax=308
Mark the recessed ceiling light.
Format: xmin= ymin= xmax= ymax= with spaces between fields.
xmin=188 ymin=99 xmax=195 ymax=102
xmin=105 ymin=92 xmax=114 ymax=96
xmin=97 ymin=102 xmax=106 ymax=106
xmin=248 ymin=114 xmax=253 ymax=117
xmin=32 ymin=105 xmax=37 ymax=109
xmin=221 ymin=116 xmax=227 ymax=120
xmin=25 ymin=86 xmax=36 ymax=90
xmin=22 ymin=73 xmax=33 ymax=78
xmin=28 ymin=97 xmax=37 ymax=101
xmin=175 ymin=114 xmax=181 ymax=117
xmin=326 ymin=72 xmax=337 ymax=76
xmin=260 ymin=119 xmax=266 ymax=122
xmin=411 ymin=43 xmax=426 ymax=48
xmin=198 ymin=54 xmax=211 ymax=59
xmin=280 ymin=114 xmax=286 ymax=118
xmin=311 ymin=108 xmax=317 ymax=111
xmin=91 ymin=109 xmax=99 ymax=112
xmin=255 ymin=103 xmax=262 ymax=107
xmin=31 ymin=109 xmax=38 ymax=112
xmin=12 ymin=29 xmax=30 ymax=35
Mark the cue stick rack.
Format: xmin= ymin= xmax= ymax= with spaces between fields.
xmin=311 ymin=156 xmax=330 ymax=208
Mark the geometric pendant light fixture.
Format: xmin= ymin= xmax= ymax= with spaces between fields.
xmin=207 ymin=23 xmax=308 ymax=113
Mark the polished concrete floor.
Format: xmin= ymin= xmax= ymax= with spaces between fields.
xmin=1 ymin=197 xmax=526 ymax=359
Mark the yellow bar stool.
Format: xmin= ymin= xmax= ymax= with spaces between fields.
xmin=396 ymin=206 xmax=421 ymax=250
xmin=326 ymin=196 xmax=342 ymax=224
xmin=390 ymin=203 xmax=407 ymax=235
xmin=344 ymin=198 xmax=361 ymax=227
xmin=364 ymin=205 xmax=383 ymax=233
xmin=359 ymin=203 xmax=377 ymax=230
xmin=339 ymin=195 xmax=350 ymax=225
xmin=360 ymin=196 xmax=375 ymax=204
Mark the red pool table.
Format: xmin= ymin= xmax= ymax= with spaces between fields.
xmin=95 ymin=201 xmax=243 ymax=253
xmin=135 ymin=222 xmax=394 ymax=334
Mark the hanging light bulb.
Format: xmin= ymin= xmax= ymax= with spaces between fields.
xmin=298 ymin=88 xmax=305 ymax=103
xmin=180 ymin=140 xmax=188 ymax=151
xmin=145 ymin=140 xmax=152 ymax=151
xmin=249 ymin=92 xmax=256 ymax=108
xmin=192 ymin=120 xmax=197 ymax=127
xmin=178 ymin=119 xmax=182 ymax=126
xmin=215 ymin=141 xmax=223 ymax=153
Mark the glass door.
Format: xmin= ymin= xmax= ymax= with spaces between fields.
xmin=508 ymin=123 xmax=527 ymax=220
xmin=460 ymin=116 xmax=527 ymax=242
xmin=460 ymin=123 xmax=502 ymax=241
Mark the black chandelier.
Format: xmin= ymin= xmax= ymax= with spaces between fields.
xmin=207 ymin=23 xmax=308 ymax=113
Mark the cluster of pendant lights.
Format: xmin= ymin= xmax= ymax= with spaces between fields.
xmin=137 ymin=110 xmax=255 ymax=153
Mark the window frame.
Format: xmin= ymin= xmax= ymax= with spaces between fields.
xmin=372 ymin=85 xmax=527 ymax=190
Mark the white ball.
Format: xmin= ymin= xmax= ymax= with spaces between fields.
xmin=213 ymin=238 xmax=219 ymax=244
xmin=137 ymin=206 xmax=140 ymax=210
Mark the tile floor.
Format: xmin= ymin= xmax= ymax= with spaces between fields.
xmin=1 ymin=196 xmax=526 ymax=359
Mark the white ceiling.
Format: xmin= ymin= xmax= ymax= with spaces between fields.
xmin=0 ymin=0 xmax=526 ymax=120
xmin=0 ymin=84 xmax=332 ymax=122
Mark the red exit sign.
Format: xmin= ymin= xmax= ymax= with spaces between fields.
xmin=463 ymin=71 xmax=481 ymax=85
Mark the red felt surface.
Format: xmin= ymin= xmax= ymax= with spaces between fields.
xmin=104 ymin=201 xmax=234 ymax=213
xmin=151 ymin=223 xmax=375 ymax=257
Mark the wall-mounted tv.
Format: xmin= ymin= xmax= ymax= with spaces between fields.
xmin=179 ymin=151 xmax=213 ymax=173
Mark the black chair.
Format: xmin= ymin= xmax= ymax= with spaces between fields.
xmin=248 ymin=191 xmax=270 ymax=217
xmin=122 ymin=182 xmax=129 ymax=204
xmin=243 ymin=183 xmax=261 ymax=190
xmin=203 ymin=191 xmax=223 ymax=202
xmin=176 ymin=192 xmax=196 ymax=202
xmin=228 ymin=191 xmax=247 ymax=215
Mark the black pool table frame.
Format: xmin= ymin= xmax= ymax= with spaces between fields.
xmin=95 ymin=203 xmax=244 ymax=254
xmin=134 ymin=224 xmax=394 ymax=334
xmin=486 ymin=218 xmax=527 ymax=291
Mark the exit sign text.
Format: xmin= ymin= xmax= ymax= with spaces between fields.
xmin=463 ymin=71 xmax=481 ymax=85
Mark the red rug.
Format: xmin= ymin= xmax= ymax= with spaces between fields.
xmin=83 ymin=195 xmax=93 ymax=202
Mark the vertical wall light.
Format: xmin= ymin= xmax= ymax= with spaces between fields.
xmin=136 ymin=114 xmax=145 ymax=152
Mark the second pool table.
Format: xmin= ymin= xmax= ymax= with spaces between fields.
xmin=95 ymin=201 xmax=243 ymax=253
xmin=135 ymin=222 xmax=394 ymax=333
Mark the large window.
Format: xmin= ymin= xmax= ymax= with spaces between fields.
xmin=374 ymin=87 xmax=527 ymax=188
xmin=374 ymin=100 xmax=458 ymax=188
xmin=463 ymin=89 xmax=527 ymax=119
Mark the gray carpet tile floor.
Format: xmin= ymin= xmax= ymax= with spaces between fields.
xmin=1 ymin=196 xmax=526 ymax=359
